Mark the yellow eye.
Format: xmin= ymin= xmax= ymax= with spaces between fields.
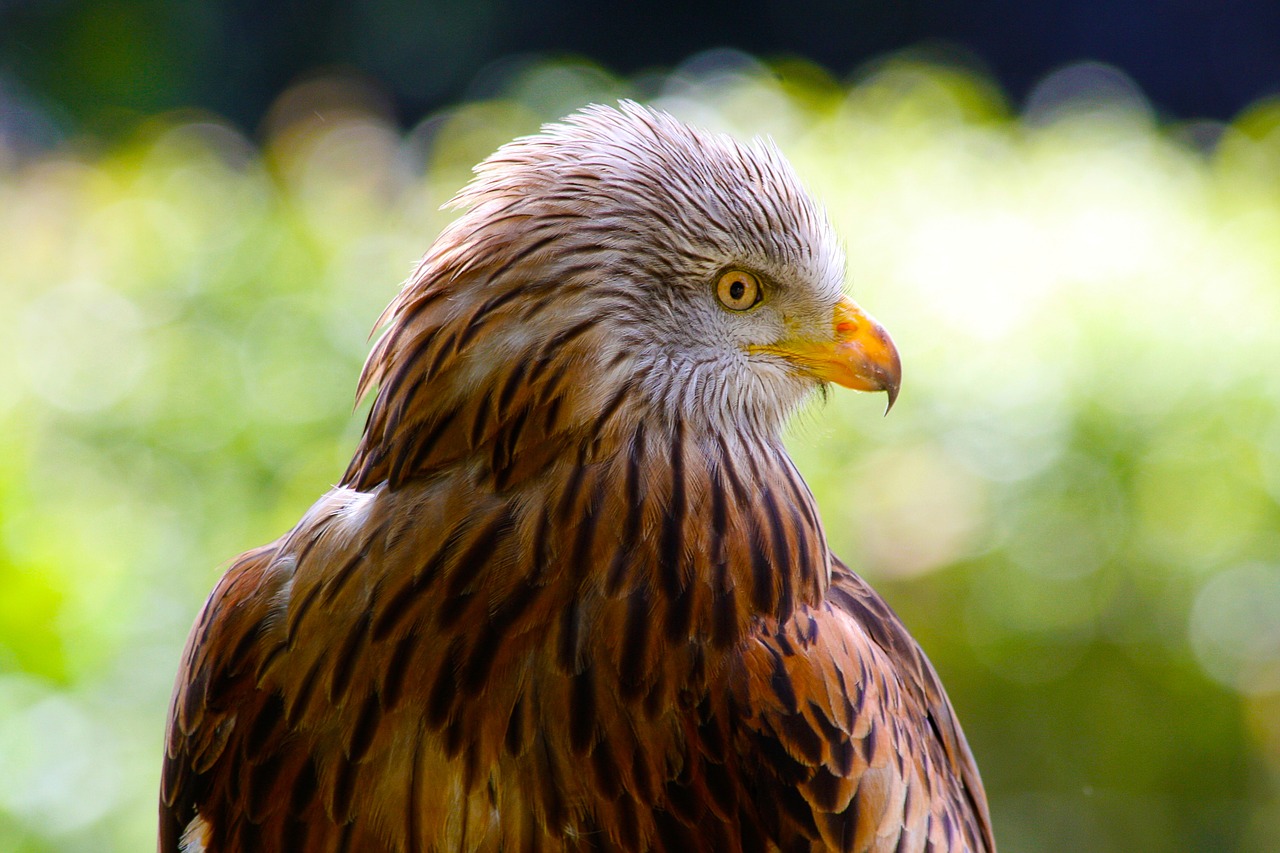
xmin=715 ymin=270 xmax=762 ymax=311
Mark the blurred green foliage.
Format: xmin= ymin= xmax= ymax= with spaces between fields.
xmin=1 ymin=52 xmax=1279 ymax=852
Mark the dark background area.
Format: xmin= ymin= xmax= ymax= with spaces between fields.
xmin=3 ymin=0 xmax=1280 ymax=142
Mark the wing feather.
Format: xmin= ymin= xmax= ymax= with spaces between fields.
xmin=161 ymin=544 xmax=290 ymax=850
xmin=731 ymin=559 xmax=995 ymax=853
xmin=160 ymin=505 xmax=404 ymax=852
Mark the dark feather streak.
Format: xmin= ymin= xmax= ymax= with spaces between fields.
xmin=557 ymin=595 xmax=583 ymax=673
xmin=568 ymin=665 xmax=597 ymax=754
xmin=619 ymin=588 xmax=652 ymax=698
xmin=346 ymin=690 xmax=382 ymax=762
xmin=283 ymin=658 xmax=323 ymax=726
xmin=439 ymin=506 xmax=515 ymax=629
xmin=288 ymin=754 xmax=319 ymax=815
xmin=328 ymin=613 xmax=370 ymax=704
xmin=391 ymin=405 xmax=460 ymax=487
xmin=379 ymin=630 xmax=417 ymax=710
xmin=504 ymin=694 xmax=525 ymax=755
xmin=245 ymin=693 xmax=285 ymax=754
xmin=779 ymin=712 xmax=824 ymax=765
xmin=371 ymin=516 xmax=470 ymax=642
xmin=659 ymin=417 xmax=686 ymax=599
xmin=426 ymin=636 xmax=464 ymax=728
xmin=461 ymin=579 xmax=542 ymax=693
xmin=329 ymin=757 xmax=359 ymax=824
xmin=761 ymin=486 xmax=794 ymax=619
xmin=589 ymin=733 xmax=622 ymax=800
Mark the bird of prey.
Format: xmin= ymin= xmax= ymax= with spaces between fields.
xmin=161 ymin=102 xmax=994 ymax=853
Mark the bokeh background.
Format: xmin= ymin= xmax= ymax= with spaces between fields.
xmin=3 ymin=2 xmax=1280 ymax=851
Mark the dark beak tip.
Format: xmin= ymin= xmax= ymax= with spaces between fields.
xmin=873 ymin=323 xmax=902 ymax=417
xmin=881 ymin=347 xmax=902 ymax=416
xmin=883 ymin=380 xmax=900 ymax=415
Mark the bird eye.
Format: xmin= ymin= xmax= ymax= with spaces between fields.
xmin=715 ymin=270 xmax=762 ymax=312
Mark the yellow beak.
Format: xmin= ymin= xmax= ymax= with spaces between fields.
xmin=756 ymin=295 xmax=902 ymax=411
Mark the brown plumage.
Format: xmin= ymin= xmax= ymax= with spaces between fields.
xmin=160 ymin=103 xmax=995 ymax=853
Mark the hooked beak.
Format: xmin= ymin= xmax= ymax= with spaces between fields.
xmin=754 ymin=295 xmax=902 ymax=412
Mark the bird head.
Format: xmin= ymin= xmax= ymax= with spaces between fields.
xmin=347 ymin=103 xmax=900 ymax=488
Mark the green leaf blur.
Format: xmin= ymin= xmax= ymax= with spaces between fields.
xmin=1 ymin=52 xmax=1278 ymax=852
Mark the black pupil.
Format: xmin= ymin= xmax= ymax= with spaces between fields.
xmin=729 ymin=279 xmax=746 ymax=301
